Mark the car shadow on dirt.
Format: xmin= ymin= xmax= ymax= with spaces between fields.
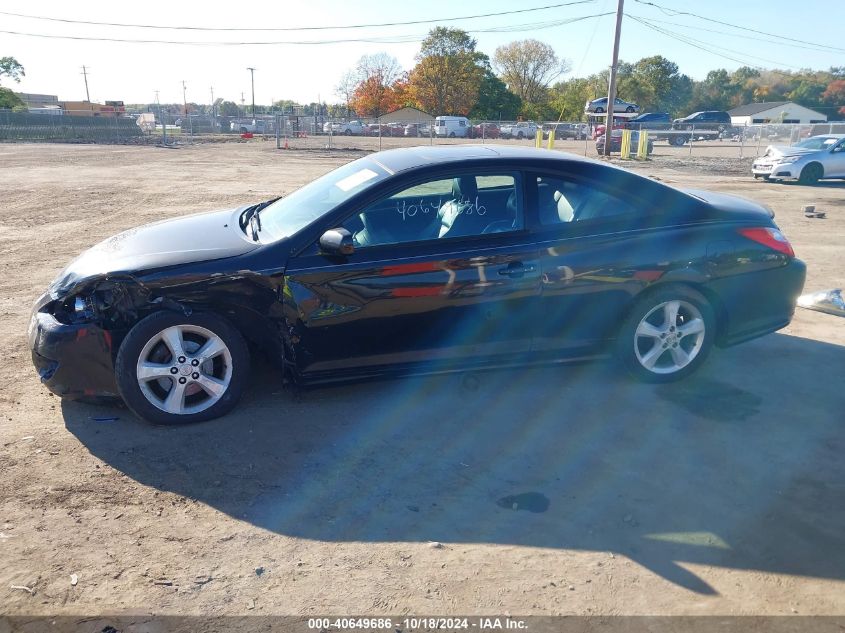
xmin=63 ymin=331 xmax=845 ymax=596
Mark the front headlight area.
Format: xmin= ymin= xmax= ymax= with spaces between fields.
xmin=43 ymin=279 xmax=148 ymax=329
xmin=776 ymin=155 xmax=803 ymax=164
xmin=48 ymin=292 xmax=101 ymax=325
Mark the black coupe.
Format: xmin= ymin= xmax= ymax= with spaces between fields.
xmin=30 ymin=146 xmax=806 ymax=424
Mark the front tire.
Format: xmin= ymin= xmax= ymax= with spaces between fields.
xmin=115 ymin=311 xmax=250 ymax=424
xmin=798 ymin=163 xmax=822 ymax=185
xmin=617 ymin=286 xmax=715 ymax=383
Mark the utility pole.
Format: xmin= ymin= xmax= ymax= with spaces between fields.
xmin=182 ymin=80 xmax=188 ymax=118
xmin=246 ymin=67 xmax=256 ymax=119
xmin=81 ymin=65 xmax=91 ymax=102
xmin=210 ymin=86 xmax=215 ymax=127
xmin=603 ymin=0 xmax=624 ymax=156
xmin=155 ymin=90 xmax=166 ymax=145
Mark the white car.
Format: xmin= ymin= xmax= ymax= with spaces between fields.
xmin=500 ymin=121 xmax=538 ymax=139
xmin=233 ymin=120 xmax=271 ymax=134
xmin=323 ymin=120 xmax=365 ymax=135
xmin=752 ymin=134 xmax=845 ymax=185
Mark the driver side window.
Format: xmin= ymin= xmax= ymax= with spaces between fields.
xmin=343 ymin=173 xmax=523 ymax=248
xmin=534 ymin=174 xmax=638 ymax=226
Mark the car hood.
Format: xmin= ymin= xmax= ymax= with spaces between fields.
xmin=49 ymin=206 xmax=258 ymax=295
xmin=681 ymin=189 xmax=774 ymax=219
xmin=762 ymin=145 xmax=818 ymax=159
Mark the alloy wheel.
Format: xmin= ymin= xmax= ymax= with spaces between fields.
xmin=633 ymin=300 xmax=706 ymax=375
xmin=136 ymin=324 xmax=233 ymax=415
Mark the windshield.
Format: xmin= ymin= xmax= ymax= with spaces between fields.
xmin=257 ymin=158 xmax=390 ymax=242
xmin=793 ymin=136 xmax=839 ymax=150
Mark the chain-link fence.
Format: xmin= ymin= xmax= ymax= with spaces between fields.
xmin=0 ymin=110 xmax=145 ymax=143
xmin=2 ymin=109 xmax=843 ymax=162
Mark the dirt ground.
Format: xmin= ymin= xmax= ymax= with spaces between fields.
xmin=1 ymin=142 xmax=844 ymax=620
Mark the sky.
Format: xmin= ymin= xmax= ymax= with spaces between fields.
xmin=2 ymin=0 xmax=842 ymax=107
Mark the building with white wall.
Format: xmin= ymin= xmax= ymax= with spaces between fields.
xmin=728 ymin=101 xmax=827 ymax=125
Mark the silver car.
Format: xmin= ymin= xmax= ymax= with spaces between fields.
xmin=752 ymin=134 xmax=845 ymax=185
xmin=585 ymin=97 xmax=639 ymax=114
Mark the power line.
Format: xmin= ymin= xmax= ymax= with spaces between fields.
xmin=575 ymin=0 xmax=608 ymax=75
xmin=629 ymin=14 xmax=845 ymax=54
xmin=628 ymin=15 xmax=801 ymax=70
xmin=632 ymin=0 xmax=845 ymax=54
xmin=0 ymin=13 xmax=613 ymax=46
xmin=0 ymin=1 xmax=597 ymax=32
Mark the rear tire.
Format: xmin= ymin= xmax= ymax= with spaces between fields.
xmin=671 ymin=135 xmax=686 ymax=146
xmin=115 ymin=311 xmax=250 ymax=425
xmin=617 ymin=286 xmax=715 ymax=383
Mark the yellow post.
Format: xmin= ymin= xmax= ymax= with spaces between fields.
xmin=547 ymin=129 xmax=555 ymax=150
xmin=620 ymin=129 xmax=632 ymax=159
xmin=535 ymin=129 xmax=543 ymax=148
xmin=637 ymin=130 xmax=649 ymax=159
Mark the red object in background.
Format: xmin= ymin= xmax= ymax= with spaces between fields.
xmin=593 ymin=122 xmax=626 ymax=139
xmin=241 ymin=132 xmax=254 ymax=139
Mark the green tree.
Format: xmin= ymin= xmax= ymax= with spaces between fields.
xmin=0 ymin=87 xmax=24 ymax=109
xmin=409 ymin=28 xmax=486 ymax=115
xmin=548 ymin=77 xmax=597 ymax=121
xmin=615 ymin=56 xmax=692 ymax=116
xmin=0 ymin=56 xmax=25 ymax=84
xmin=218 ymin=100 xmax=240 ymax=117
xmin=469 ymin=70 xmax=521 ymax=120
xmin=0 ymin=56 xmax=25 ymax=111
xmin=492 ymin=39 xmax=569 ymax=112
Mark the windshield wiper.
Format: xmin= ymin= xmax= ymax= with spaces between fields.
xmin=248 ymin=209 xmax=262 ymax=241
xmin=241 ymin=197 xmax=282 ymax=241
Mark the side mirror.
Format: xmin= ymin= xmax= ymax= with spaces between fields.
xmin=319 ymin=228 xmax=354 ymax=256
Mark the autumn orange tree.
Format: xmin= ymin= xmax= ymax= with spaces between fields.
xmin=409 ymin=28 xmax=487 ymax=116
xmin=822 ymin=80 xmax=845 ymax=116
xmin=346 ymin=53 xmax=404 ymax=118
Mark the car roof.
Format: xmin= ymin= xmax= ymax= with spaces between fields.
xmin=370 ymin=145 xmax=599 ymax=173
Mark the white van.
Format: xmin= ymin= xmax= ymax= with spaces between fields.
xmin=434 ymin=116 xmax=470 ymax=138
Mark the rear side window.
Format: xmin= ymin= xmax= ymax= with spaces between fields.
xmin=533 ymin=175 xmax=639 ymax=226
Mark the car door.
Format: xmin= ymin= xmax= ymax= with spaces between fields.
xmin=527 ymin=170 xmax=698 ymax=355
xmin=282 ymin=170 xmax=542 ymax=377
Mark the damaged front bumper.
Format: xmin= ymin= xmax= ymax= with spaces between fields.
xmin=29 ymin=296 xmax=122 ymax=399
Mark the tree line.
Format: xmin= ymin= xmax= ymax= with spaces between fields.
xmin=4 ymin=39 xmax=844 ymax=123
xmin=336 ymin=27 xmax=845 ymax=122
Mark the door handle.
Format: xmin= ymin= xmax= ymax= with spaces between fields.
xmin=498 ymin=262 xmax=536 ymax=278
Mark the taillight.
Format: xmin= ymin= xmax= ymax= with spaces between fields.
xmin=738 ymin=227 xmax=795 ymax=257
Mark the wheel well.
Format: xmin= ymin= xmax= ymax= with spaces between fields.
xmin=620 ymin=281 xmax=729 ymax=344
xmin=803 ymin=161 xmax=824 ymax=176
xmin=120 ymin=302 xmax=283 ymax=364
